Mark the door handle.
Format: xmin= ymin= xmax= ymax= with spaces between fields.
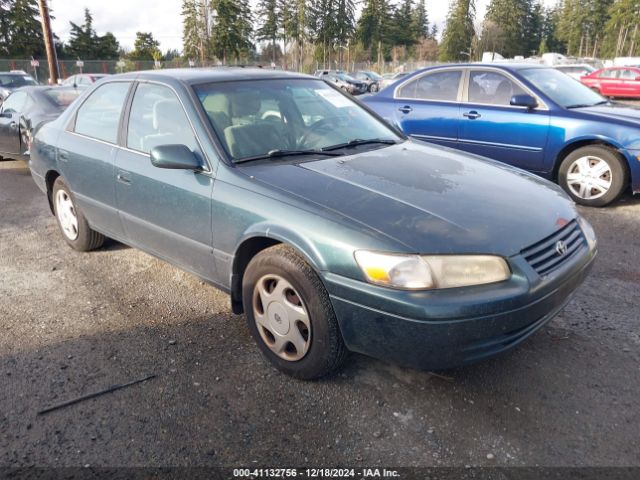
xmin=116 ymin=172 xmax=132 ymax=185
xmin=9 ymin=121 xmax=16 ymax=131
xmin=463 ymin=111 xmax=481 ymax=120
xmin=398 ymin=105 xmax=413 ymax=114
xmin=58 ymin=150 xmax=69 ymax=162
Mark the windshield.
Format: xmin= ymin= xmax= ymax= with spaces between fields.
xmin=366 ymin=71 xmax=383 ymax=81
xmin=337 ymin=73 xmax=357 ymax=82
xmin=520 ymin=68 xmax=604 ymax=108
xmin=194 ymin=78 xmax=399 ymax=163
xmin=0 ymin=74 xmax=37 ymax=88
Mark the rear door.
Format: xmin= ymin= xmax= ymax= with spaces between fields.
xmin=115 ymin=81 xmax=215 ymax=279
xmin=617 ymin=68 xmax=640 ymax=97
xmin=458 ymin=69 xmax=549 ymax=171
xmin=597 ymin=69 xmax=620 ymax=96
xmin=58 ymin=81 xmax=132 ymax=238
xmin=392 ymin=68 xmax=463 ymax=147
xmin=0 ymin=91 xmax=27 ymax=156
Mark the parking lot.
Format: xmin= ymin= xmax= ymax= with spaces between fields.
xmin=0 ymin=158 xmax=638 ymax=468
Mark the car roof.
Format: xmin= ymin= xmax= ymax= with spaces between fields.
xmin=111 ymin=67 xmax=314 ymax=85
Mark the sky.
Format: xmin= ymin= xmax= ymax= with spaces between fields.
xmin=49 ymin=0 xmax=559 ymax=53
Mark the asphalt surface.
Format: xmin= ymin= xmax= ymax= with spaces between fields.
xmin=0 ymin=159 xmax=639 ymax=468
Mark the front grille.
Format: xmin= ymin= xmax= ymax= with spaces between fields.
xmin=521 ymin=220 xmax=586 ymax=276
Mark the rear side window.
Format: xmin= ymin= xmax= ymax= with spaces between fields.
xmin=619 ymin=69 xmax=639 ymax=80
xmin=468 ymin=71 xmax=526 ymax=106
xmin=1 ymin=91 xmax=28 ymax=113
xmin=74 ymin=82 xmax=130 ymax=143
xmin=397 ymin=70 xmax=462 ymax=102
xmin=126 ymin=83 xmax=198 ymax=154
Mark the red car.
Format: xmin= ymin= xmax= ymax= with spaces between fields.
xmin=580 ymin=66 xmax=640 ymax=98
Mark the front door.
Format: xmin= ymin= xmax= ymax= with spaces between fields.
xmin=0 ymin=91 xmax=27 ymax=157
xmin=458 ymin=69 xmax=550 ymax=171
xmin=392 ymin=69 xmax=463 ymax=148
xmin=115 ymin=81 xmax=215 ymax=279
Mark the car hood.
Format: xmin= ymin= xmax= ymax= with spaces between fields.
xmin=575 ymin=102 xmax=640 ymax=126
xmin=241 ymin=141 xmax=577 ymax=256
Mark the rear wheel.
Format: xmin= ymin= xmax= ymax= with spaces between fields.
xmin=52 ymin=177 xmax=105 ymax=251
xmin=242 ymin=244 xmax=347 ymax=379
xmin=558 ymin=145 xmax=627 ymax=207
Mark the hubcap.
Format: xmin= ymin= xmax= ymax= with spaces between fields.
xmin=252 ymin=274 xmax=311 ymax=362
xmin=566 ymin=156 xmax=612 ymax=200
xmin=55 ymin=189 xmax=79 ymax=240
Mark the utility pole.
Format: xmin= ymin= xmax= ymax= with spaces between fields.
xmin=38 ymin=0 xmax=59 ymax=84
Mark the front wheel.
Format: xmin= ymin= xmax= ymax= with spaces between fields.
xmin=558 ymin=146 xmax=627 ymax=207
xmin=242 ymin=244 xmax=347 ymax=379
xmin=369 ymin=83 xmax=379 ymax=93
xmin=52 ymin=177 xmax=105 ymax=251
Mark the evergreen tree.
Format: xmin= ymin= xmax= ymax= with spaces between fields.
xmin=210 ymin=0 xmax=253 ymax=63
xmin=256 ymin=0 xmax=279 ymax=62
xmin=391 ymin=0 xmax=416 ymax=48
xmin=183 ymin=0 xmax=210 ymax=62
xmin=601 ymin=0 xmax=640 ymax=58
xmin=355 ymin=0 xmax=392 ymax=64
xmin=481 ymin=0 xmax=540 ymax=58
xmin=129 ymin=32 xmax=161 ymax=60
xmin=67 ymin=8 xmax=98 ymax=59
xmin=5 ymin=0 xmax=44 ymax=58
xmin=439 ymin=0 xmax=475 ymax=61
xmin=0 ymin=0 xmax=11 ymax=57
xmin=411 ymin=0 xmax=429 ymax=40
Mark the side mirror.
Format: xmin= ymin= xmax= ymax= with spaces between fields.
xmin=510 ymin=94 xmax=538 ymax=110
xmin=150 ymin=144 xmax=202 ymax=170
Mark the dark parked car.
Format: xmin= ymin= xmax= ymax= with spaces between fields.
xmin=62 ymin=73 xmax=110 ymax=89
xmin=30 ymin=69 xmax=596 ymax=379
xmin=580 ymin=66 xmax=640 ymax=98
xmin=0 ymin=86 xmax=80 ymax=161
xmin=0 ymin=71 xmax=38 ymax=101
xmin=351 ymin=71 xmax=383 ymax=92
xmin=323 ymin=72 xmax=368 ymax=95
xmin=363 ymin=64 xmax=640 ymax=207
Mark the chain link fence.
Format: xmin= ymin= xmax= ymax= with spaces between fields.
xmin=1 ymin=58 xmax=448 ymax=84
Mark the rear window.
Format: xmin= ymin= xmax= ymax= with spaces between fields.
xmin=44 ymin=89 xmax=81 ymax=107
xmin=0 ymin=74 xmax=37 ymax=88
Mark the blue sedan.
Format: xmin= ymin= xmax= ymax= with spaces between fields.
xmin=362 ymin=64 xmax=640 ymax=207
xmin=29 ymin=69 xmax=596 ymax=379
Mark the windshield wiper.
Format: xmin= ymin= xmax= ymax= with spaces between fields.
xmin=234 ymin=149 xmax=342 ymax=164
xmin=321 ymin=138 xmax=398 ymax=151
xmin=566 ymin=100 xmax=610 ymax=109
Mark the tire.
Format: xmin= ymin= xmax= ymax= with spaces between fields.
xmin=369 ymin=83 xmax=379 ymax=93
xmin=52 ymin=177 xmax=105 ymax=251
xmin=242 ymin=244 xmax=347 ymax=380
xmin=558 ymin=145 xmax=627 ymax=207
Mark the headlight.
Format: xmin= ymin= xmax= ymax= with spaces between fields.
xmin=576 ymin=216 xmax=597 ymax=250
xmin=354 ymin=251 xmax=511 ymax=290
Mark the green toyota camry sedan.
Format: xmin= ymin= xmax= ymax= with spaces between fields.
xmin=29 ymin=69 xmax=597 ymax=379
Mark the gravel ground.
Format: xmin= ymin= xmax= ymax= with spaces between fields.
xmin=0 ymin=159 xmax=639 ymax=468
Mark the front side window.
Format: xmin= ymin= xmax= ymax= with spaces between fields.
xmin=127 ymin=83 xmax=198 ymax=154
xmin=1 ymin=91 xmax=27 ymax=113
xmin=397 ymin=70 xmax=462 ymax=102
xmin=468 ymin=71 xmax=526 ymax=106
xmin=194 ymin=79 xmax=399 ymax=162
xmin=74 ymin=82 xmax=130 ymax=143
xmin=598 ymin=69 xmax=617 ymax=78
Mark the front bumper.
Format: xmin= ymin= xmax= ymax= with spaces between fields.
xmin=322 ymin=240 xmax=597 ymax=370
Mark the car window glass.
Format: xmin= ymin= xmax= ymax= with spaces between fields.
xmin=127 ymin=83 xmax=198 ymax=154
xmin=74 ymin=82 xmax=130 ymax=143
xmin=468 ymin=71 xmax=526 ymax=106
xmin=397 ymin=70 xmax=461 ymax=101
xmin=619 ymin=69 xmax=638 ymax=80
xmin=194 ymin=79 xmax=398 ymax=161
xmin=598 ymin=69 xmax=616 ymax=78
xmin=1 ymin=91 xmax=27 ymax=113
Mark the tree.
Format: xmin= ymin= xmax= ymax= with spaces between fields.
xmin=439 ymin=0 xmax=475 ymax=61
xmin=67 ymin=8 xmax=97 ymax=59
xmin=129 ymin=32 xmax=161 ymax=60
xmin=95 ymin=32 xmax=120 ymax=59
xmin=411 ymin=0 xmax=429 ymax=40
xmin=182 ymin=0 xmax=210 ymax=63
xmin=256 ymin=0 xmax=279 ymax=62
xmin=480 ymin=0 xmax=541 ymax=58
xmin=601 ymin=0 xmax=640 ymax=58
xmin=5 ymin=0 xmax=44 ymax=58
xmin=210 ymin=0 xmax=253 ymax=63
xmin=355 ymin=0 xmax=392 ymax=65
